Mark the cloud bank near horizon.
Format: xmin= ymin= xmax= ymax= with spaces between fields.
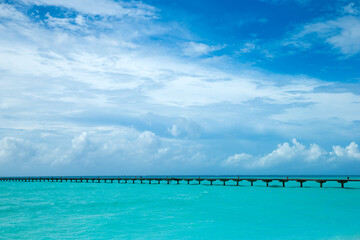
xmin=1 ymin=131 xmax=359 ymax=175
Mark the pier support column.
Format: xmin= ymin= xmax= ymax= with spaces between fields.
xmin=297 ymin=180 xmax=306 ymax=188
xmin=176 ymin=180 xmax=179 ymax=184
xmin=158 ymin=180 xmax=161 ymax=184
xmin=248 ymin=179 xmax=257 ymax=186
xmin=337 ymin=180 xmax=348 ymax=188
xmin=279 ymin=180 xmax=289 ymax=187
xmin=316 ymin=180 xmax=326 ymax=188
xmin=263 ymin=180 xmax=272 ymax=187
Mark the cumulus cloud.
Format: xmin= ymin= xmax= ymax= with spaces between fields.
xmin=222 ymin=139 xmax=360 ymax=169
xmin=331 ymin=142 xmax=360 ymax=160
xmin=222 ymin=153 xmax=253 ymax=167
xmin=0 ymin=137 xmax=38 ymax=164
xmin=51 ymin=130 xmax=163 ymax=166
xmin=252 ymin=139 xmax=325 ymax=168
xmin=1 ymin=132 xmax=359 ymax=175
xmin=2 ymin=126 xmax=203 ymax=173
xmin=0 ymin=127 xmax=188 ymax=174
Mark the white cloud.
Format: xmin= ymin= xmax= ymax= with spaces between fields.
xmin=0 ymin=127 xmax=210 ymax=175
xmin=343 ymin=2 xmax=360 ymax=15
xmin=290 ymin=16 xmax=360 ymax=56
xmin=19 ymin=0 xmax=156 ymax=18
xmin=147 ymin=73 xmax=326 ymax=107
xmin=182 ymin=42 xmax=224 ymax=57
xmin=168 ymin=124 xmax=180 ymax=137
xmin=52 ymin=129 xmax=162 ymax=166
xmin=222 ymin=139 xmax=346 ymax=169
xmin=0 ymin=137 xmax=37 ymax=164
xmin=238 ymin=42 xmax=256 ymax=53
xmin=74 ymin=15 xmax=85 ymax=25
xmin=271 ymin=92 xmax=360 ymax=123
xmin=0 ymin=4 xmax=27 ymax=21
xmin=1 ymin=131 xmax=359 ymax=174
xmin=44 ymin=12 xmax=82 ymax=30
xmin=331 ymin=142 xmax=360 ymax=160
xmin=222 ymin=153 xmax=253 ymax=167
xmin=251 ymin=139 xmax=326 ymax=168
xmin=1 ymin=2 xmax=359 ymax=130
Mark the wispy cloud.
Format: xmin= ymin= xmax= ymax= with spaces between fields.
xmin=19 ymin=0 xmax=157 ymax=17
xmin=286 ymin=16 xmax=360 ymax=56
xmin=182 ymin=42 xmax=224 ymax=57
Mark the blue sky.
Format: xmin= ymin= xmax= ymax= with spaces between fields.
xmin=0 ymin=0 xmax=360 ymax=176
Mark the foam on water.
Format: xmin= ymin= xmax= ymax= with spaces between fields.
xmin=1 ymin=178 xmax=360 ymax=239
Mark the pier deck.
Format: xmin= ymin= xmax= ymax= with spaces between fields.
xmin=1 ymin=176 xmax=359 ymax=188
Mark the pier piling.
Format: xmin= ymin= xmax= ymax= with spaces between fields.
xmin=262 ymin=179 xmax=272 ymax=187
xmin=316 ymin=180 xmax=326 ymax=188
xmin=337 ymin=180 xmax=348 ymax=188
xmin=296 ymin=180 xmax=306 ymax=188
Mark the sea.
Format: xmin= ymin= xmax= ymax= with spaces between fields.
xmin=1 ymin=176 xmax=360 ymax=239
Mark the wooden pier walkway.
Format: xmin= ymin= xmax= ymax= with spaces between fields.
xmin=0 ymin=176 xmax=359 ymax=188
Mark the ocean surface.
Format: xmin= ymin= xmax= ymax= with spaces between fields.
xmin=1 ymin=176 xmax=360 ymax=239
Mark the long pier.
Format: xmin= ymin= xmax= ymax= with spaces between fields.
xmin=0 ymin=176 xmax=359 ymax=188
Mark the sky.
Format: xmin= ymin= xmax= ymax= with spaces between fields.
xmin=0 ymin=0 xmax=360 ymax=176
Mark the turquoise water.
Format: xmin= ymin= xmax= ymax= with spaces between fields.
xmin=1 ymin=179 xmax=360 ymax=239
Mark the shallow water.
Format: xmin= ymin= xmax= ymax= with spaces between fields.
xmin=1 ymin=178 xmax=360 ymax=239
